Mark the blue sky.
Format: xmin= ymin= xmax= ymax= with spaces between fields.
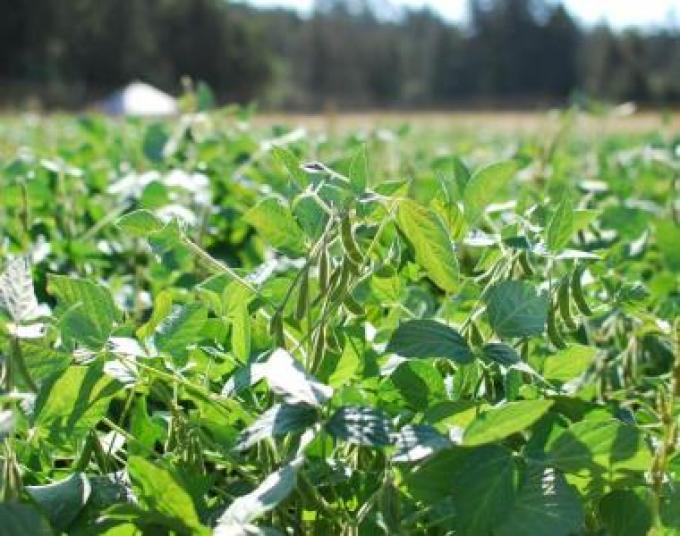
xmin=241 ymin=0 xmax=679 ymax=28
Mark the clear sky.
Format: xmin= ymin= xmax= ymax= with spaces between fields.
xmin=241 ymin=0 xmax=679 ymax=28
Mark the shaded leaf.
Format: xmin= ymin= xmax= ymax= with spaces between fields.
xmin=496 ymin=466 xmax=584 ymax=536
xmin=386 ymin=319 xmax=472 ymax=363
xmin=26 ymin=473 xmax=91 ymax=530
xmin=598 ymin=489 xmax=653 ymax=536
xmin=485 ymin=281 xmax=548 ymax=339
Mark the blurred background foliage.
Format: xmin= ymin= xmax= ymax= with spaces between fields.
xmin=1 ymin=0 xmax=680 ymax=110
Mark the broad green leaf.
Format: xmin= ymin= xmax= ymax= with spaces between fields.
xmin=383 ymin=360 xmax=446 ymax=411
xmin=349 ymin=144 xmax=368 ymax=193
xmin=484 ymin=280 xmax=548 ymax=339
xmin=245 ymin=197 xmax=306 ymax=256
xmin=546 ymin=197 xmax=574 ymax=251
xmin=386 ymin=319 xmax=472 ymax=363
xmin=116 ymin=209 xmax=164 ymax=237
xmin=22 ymin=341 xmax=71 ymax=383
xmin=542 ymin=344 xmax=596 ymax=382
xmin=396 ymin=199 xmax=459 ymax=293
xmin=463 ymin=400 xmax=554 ymax=446
xmin=26 ymin=473 xmax=91 ymax=530
xmin=235 ymin=403 xmax=318 ymax=451
xmin=598 ymin=489 xmax=653 ymax=536
xmin=497 ymin=466 xmax=584 ymax=536
xmin=272 ymin=146 xmax=308 ymax=187
xmin=216 ymin=457 xmax=303 ymax=532
xmin=326 ymin=406 xmax=392 ymax=447
xmin=463 ymin=160 xmax=519 ymax=223
xmin=293 ymin=193 xmax=328 ymax=240
xmin=451 ymin=446 xmax=517 ymax=535
xmin=425 ymin=400 xmax=490 ymax=432
xmin=47 ymin=275 xmax=120 ymax=349
xmin=147 ymin=219 xmax=185 ymax=255
xmin=33 ymin=364 xmax=120 ymax=441
xmin=127 ymin=456 xmax=202 ymax=532
xmin=547 ymin=418 xmax=652 ymax=475
xmin=154 ymin=303 xmax=207 ymax=358
xmin=403 ymin=445 xmax=522 ymax=534
xmin=0 ymin=503 xmax=52 ymax=535
xmin=483 ymin=342 xmax=520 ymax=366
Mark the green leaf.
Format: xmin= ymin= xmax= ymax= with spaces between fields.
xmin=142 ymin=123 xmax=169 ymax=163
xmin=154 ymin=303 xmax=207 ymax=359
xmin=484 ymin=280 xmax=548 ymax=339
xmin=326 ymin=406 xmax=392 ymax=447
xmin=403 ymin=445 xmax=523 ymax=534
xmin=547 ymin=418 xmax=652 ymax=476
xmin=47 ymin=275 xmax=121 ymax=350
xmin=216 ymin=457 xmax=303 ymax=530
xmin=655 ymin=220 xmax=680 ymax=271
xmin=384 ymin=360 xmax=446 ymax=411
xmin=326 ymin=329 xmax=362 ymax=388
xmin=396 ymin=199 xmax=459 ymax=293
xmin=572 ymin=208 xmax=600 ymax=233
xmin=0 ymin=503 xmax=52 ymax=535
xmin=116 ymin=210 xmax=164 ymax=237
xmin=272 ymin=146 xmax=308 ymax=187
xmin=293 ymin=193 xmax=328 ymax=240
xmin=542 ymin=344 xmax=596 ymax=383
xmin=348 ymin=145 xmax=368 ymax=193
xmin=463 ymin=160 xmax=519 ymax=223
xmin=137 ymin=290 xmax=174 ymax=340
xmin=497 ymin=466 xmax=584 ymax=536
xmin=26 ymin=473 xmax=91 ymax=530
xmin=235 ymin=403 xmax=318 ymax=451
xmin=231 ymin=301 xmax=251 ymax=362
xmin=598 ymin=489 xmax=653 ymax=536
xmin=127 ymin=456 xmax=202 ymax=531
xmin=483 ymin=343 xmax=521 ymax=366
xmin=33 ymin=364 xmax=120 ymax=441
xmin=386 ymin=319 xmax=472 ymax=363
xmin=463 ymin=400 xmax=554 ymax=446
xmin=546 ymin=197 xmax=574 ymax=251
xmin=244 ymin=197 xmax=306 ymax=256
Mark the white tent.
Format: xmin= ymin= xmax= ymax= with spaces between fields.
xmin=100 ymin=81 xmax=178 ymax=116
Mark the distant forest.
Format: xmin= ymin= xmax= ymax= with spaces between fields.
xmin=2 ymin=0 xmax=680 ymax=110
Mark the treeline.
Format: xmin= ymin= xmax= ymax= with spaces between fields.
xmin=2 ymin=0 xmax=680 ymax=109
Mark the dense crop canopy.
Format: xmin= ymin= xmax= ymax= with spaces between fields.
xmin=0 ymin=107 xmax=678 ymax=534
